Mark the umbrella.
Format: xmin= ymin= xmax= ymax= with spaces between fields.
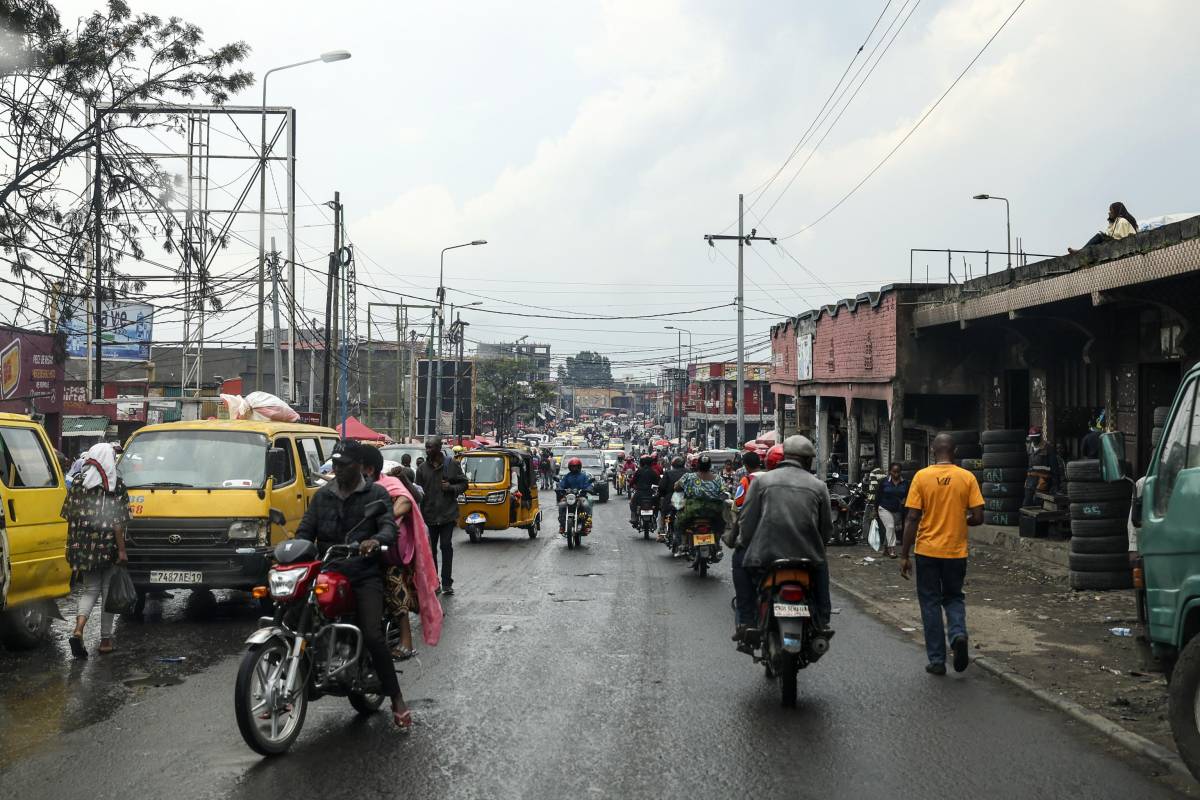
xmin=653 ymin=438 xmax=671 ymax=447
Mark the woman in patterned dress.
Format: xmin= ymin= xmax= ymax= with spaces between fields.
xmin=63 ymin=442 xmax=129 ymax=658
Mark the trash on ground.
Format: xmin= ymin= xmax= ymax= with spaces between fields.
xmin=1109 ymin=627 xmax=1133 ymax=637
xmin=495 ymin=624 xmax=517 ymax=633
xmin=900 ymin=627 xmax=916 ymax=632
xmin=156 ymin=656 xmax=186 ymax=663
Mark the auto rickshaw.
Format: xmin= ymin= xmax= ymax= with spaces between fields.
xmin=456 ymin=448 xmax=542 ymax=542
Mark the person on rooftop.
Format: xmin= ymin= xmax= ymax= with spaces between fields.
xmin=1068 ymin=202 xmax=1138 ymax=253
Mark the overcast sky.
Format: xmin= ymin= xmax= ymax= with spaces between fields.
xmin=48 ymin=0 xmax=1200 ymax=380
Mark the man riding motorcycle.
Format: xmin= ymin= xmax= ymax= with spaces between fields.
xmin=558 ymin=457 xmax=595 ymax=534
xmin=628 ymin=454 xmax=660 ymax=527
xmin=294 ymin=441 xmax=408 ymax=729
xmin=735 ymin=435 xmax=833 ymax=639
xmin=658 ymin=455 xmax=687 ymax=540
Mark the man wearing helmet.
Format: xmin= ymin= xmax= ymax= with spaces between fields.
xmin=658 ymin=455 xmax=688 ymax=540
xmin=557 ymin=456 xmax=595 ymax=535
xmin=735 ymin=435 xmax=833 ymax=638
xmin=628 ymin=454 xmax=660 ymax=527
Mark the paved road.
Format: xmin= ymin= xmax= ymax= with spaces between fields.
xmin=0 ymin=493 xmax=1190 ymax=799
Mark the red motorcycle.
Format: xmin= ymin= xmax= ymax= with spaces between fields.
xmin=234 ymin=520 xmax=399 ymax=755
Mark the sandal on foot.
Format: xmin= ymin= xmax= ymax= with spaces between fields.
xmin=393 ymin=708 xmax=413 ymax=732
xmin=69 ymin=635 xmax=88 ymax=659
xmin=98 ymin=638 xmax=114 ymax=654
xmin=392 ymin=647 xmax=416 ymax=661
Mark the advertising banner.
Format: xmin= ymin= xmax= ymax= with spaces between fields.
xmin=61 ymin=300 xmax=154 ymax=361
xmin=0 ymin=328 xmax=63 ymax=413
xmin=797 ymin=333 xmax=813 ymax=381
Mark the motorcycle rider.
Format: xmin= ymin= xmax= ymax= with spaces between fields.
xmin=628 ymin=454 xmax=660 ymax=527
xmin=294 ymin=441 xmax=409 ymax=730
xmin=658 ymin=455 xmax=687 ymax=541
xmin=557 ymin=456 xmax=595 ymax=534
xmin=736 ymin=435 xmax=833 ymax=634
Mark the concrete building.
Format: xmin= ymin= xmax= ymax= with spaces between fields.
xmin=475 ymin=340 xmax=552 ymax=382
xmin=684 ymin=361 xmax=773 ymax=449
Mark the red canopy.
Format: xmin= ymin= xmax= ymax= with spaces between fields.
xmin=653 ymin=438 xmax=671 ymax=447
xmin=337 ymin=416 xmax=387 ymax=441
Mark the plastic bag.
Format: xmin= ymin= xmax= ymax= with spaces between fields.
xmin=244 ymin=391 xmax=299 ymax=422
xmin=867 ymin=517 xmax=882 ymax=552
xmin=104 ymin=565 xmax=138 ymax=615
xmin=671 ymin=491 xmax=685 ymax=510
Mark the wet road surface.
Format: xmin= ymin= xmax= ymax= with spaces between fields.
xmin=0 ymin=495 xmax=1191 ymax=799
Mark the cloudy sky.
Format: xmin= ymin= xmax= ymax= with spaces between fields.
xmin=49 ymin=0 xmax=1200 ymax=379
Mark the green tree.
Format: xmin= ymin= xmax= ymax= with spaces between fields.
xmin=564 ymin=350 xmax=612 ymax=387
xmin=0 ymin=0 xmax=252 ymax=315
xmin=475 ymin=357 xmax=555 ymax=442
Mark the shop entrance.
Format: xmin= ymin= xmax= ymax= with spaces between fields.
xmin=1005 ymin=369 xmax=1030 ymax=432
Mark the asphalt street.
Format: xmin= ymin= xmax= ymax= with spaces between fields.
xmin=0 ymin=493 xmax=1190 ymax=800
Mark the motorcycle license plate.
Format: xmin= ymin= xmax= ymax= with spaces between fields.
xmin=150 ymin=570 xmax=202 ymax=584
xmin=773 ymin=603 xmax=810 ymax=618
xmin=639 ymin=510 xmax=654 ymax=516
xmin=692 ymin=533 xmax=715 ymax=546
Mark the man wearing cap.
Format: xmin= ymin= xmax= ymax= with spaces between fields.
xmin=295 ymin=441 xmax=404 ymax=722
xmin=736 ymin=435 xmax=833 ymax=634
xmin=1023 ymin=427 xmax=1061 ymax=507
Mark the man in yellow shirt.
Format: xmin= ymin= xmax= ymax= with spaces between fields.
xmin=900 ymin=433 xmax=985 ymax=675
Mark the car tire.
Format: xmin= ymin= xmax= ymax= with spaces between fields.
xmin=1068 ymin=501 xmax=1130 ymax=519
xmin=943 ymin=430 xmax=981 ymax=445
xmin=1068 ymin=535 xmax=1129 ymax=555
xmin=982 ymin=442 xmax=1026 ymax=454
xmin=1154 ymin=406 xmax=1171 ymax=426
xmin=1070 ymin=517 xmax=1129 ymax=537
xmin=983 ymin=511 xmax=1018 ymax=526
xmin=982 ymin=429 xmax=1027 ymax=444
xmin=1065 ymin=460 xmax=1102 ymax=482
xmin=1069 ymin=569 xmax=1133 ymax=590
xmin=1168 ymin=633 xmax=1200 ymax=782
xmin=954 ymin=445 xmax=983 ymax=459
xmin=1068 ymin=552 xmax=1132 ymax=572
xmin=0 ymin=602 xmax=53 ymax=650
xmin=958 ymin=458 xmax=985 ymax=470
xmin=1068 ymin=481 xmax=1132 ymax=502
xmin=1151 ymin=426 xmax=1164 ymax=448
xmin=978 ymin=466 xmax=1026 ymax=483
xmin=984 ymin=497 xmax=1022 ymax=512
xmin=981 ymin=481 xmax=1023 ymax=498
xmin=983 ymin=452 xmax=1026 ymax=468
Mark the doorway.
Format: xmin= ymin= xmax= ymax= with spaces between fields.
xmin=1138 ymin=362 xmax=1182 ymax=473
xmin=1005 ymin=369 xmax=1030 ymax=432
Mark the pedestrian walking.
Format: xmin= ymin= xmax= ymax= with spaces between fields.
xmin=875 ymin=462 xmax=909 ymax=559
xmin=63 ymin=442 xmax=130 ymax=659
xmin=415 ymin=435 xmax=469 ymax=596
xmin=899 ymin=433 xmax=984 ymax=675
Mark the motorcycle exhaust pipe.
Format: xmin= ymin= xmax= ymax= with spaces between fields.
xmin=808 ymin=635 xmax=830 ymax=657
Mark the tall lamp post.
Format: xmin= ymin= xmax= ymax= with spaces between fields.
xmin=450 ymin=300 xmax=483 ymax=443
xmin=972 ymin=193 xmax=1012 ymax=270
xmin=257 ymin=49 xmax=351 ymax=392
xmin=665 ymin=325 xmax=694 ymax=449
xmin=433 ymin=240 xmax=487 ymax=435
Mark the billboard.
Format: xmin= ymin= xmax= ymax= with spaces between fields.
xmin=61 ymin=300 xmax=154 ymax=361
xmin=0 ymin=328 xmax=63 ymax=413
xmin=797 ymin=333 xmax=813 ymax=381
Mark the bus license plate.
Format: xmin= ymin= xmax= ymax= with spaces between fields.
xmin=773 ymin=603 xmax=810 ymax=618
xmin=150 ymin=570 xmax=203 ymax=584
xmin=692 ymin=533 xmax=716 ymax=546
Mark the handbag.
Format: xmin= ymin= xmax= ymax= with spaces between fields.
xmin=104 ymin=565 xmax=138 ymax=615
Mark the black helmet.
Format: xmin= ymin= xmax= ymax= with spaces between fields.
xmin=697 ymin=454 xmax=713 ymax=471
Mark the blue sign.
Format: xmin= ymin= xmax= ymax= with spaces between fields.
xmin=61 ymin=301 xmax=154 ymax=361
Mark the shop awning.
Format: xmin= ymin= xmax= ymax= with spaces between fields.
xmin=61 ymin=416 xmax=109 ymax=438
xmin=336 ymin=416 xmax=387 ymax=441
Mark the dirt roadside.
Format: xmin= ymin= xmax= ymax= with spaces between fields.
xmin=828 ymin=540 xmax=1173 ymax=751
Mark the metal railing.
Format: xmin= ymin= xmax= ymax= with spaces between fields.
xmin=909 ymin=246 xmax=1060 ymax=284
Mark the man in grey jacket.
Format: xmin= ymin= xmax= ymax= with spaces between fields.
xmin=736 ymin=435 xmax=833 ymax=629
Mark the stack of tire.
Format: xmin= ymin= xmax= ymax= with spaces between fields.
xmin=1066 ymin=458 xmax=1132 ymax=590
xmin=946 ymin=429 xmax=982 ymax=473
xmin=1152 ymin=406 xmax=1169 ymax=451
xmin=979 ymin=429 xmax=1027 ymax=526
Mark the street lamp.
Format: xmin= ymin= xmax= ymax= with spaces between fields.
xmin=973 ymin=193 xmax=1012 ymax=270
xmin=256 ymin=49 xmax=352 ymax=392
xmin=431 ymin=240 xmax=487 ymax=435
xmin=450 ymin=300 xmax=483 ymax=443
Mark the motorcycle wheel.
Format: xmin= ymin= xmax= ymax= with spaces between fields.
xmin=467 ymin=525 xmax=481 ymax=544
xmin=349 ymin=691 xmax=385 ymax=715
xmin=566 ymin=526 xmax=575 ymax=550
xmin=234 ymin=639 xmax=308 ymax=756
xmin=698 ymin=558 xmax=709 ymax=578
xmin=572 ymin=529 xmax=582 ymax=549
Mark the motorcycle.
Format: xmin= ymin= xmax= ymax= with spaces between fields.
xmin=679 ymin=518 xmax=723 ymax=577
xmin=558 ymin=488 xmax=592 ymax=550
xmin=635 ymin=487 xmax=658 ymax=540
xmin=234 ymin=520 xmax=399 ymax=755
xmin=825 ymin=474 xmax=863 ymax=546
xmin=740 ymin=558 xmax=833 ymax=707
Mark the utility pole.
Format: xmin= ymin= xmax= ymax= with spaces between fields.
xmin=270 ymin=238 xmax=282 ymax=396
xmin=92 ymin=111 xmax=104 ymax=400
xmin=704 ymin=193 xmax=775 ymax=446
xmin=321 ymin=191 xmax=341 ymax=425
xmin=423 ymin=314 xmax=436 ymax=437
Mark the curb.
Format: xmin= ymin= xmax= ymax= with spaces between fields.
xmin=830 ymin=576 xmax=1191 ymax=780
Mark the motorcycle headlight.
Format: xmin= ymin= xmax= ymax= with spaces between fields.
xmin=229 ymin=518 xmax=268 ymax=544
xmin=268 ymin=566 xmax=308 ymax=599
xmin=457 ymin=494 xmax=467 ymax=505
xmin=485 ymin=491 xmax=507 ymax=505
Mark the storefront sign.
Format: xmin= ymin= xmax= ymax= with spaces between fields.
xmin=0 ymin=328 xmax=63 ymax=412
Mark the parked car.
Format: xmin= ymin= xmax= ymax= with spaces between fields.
xmin=0 ymin=413 xmax=70 ymax=649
